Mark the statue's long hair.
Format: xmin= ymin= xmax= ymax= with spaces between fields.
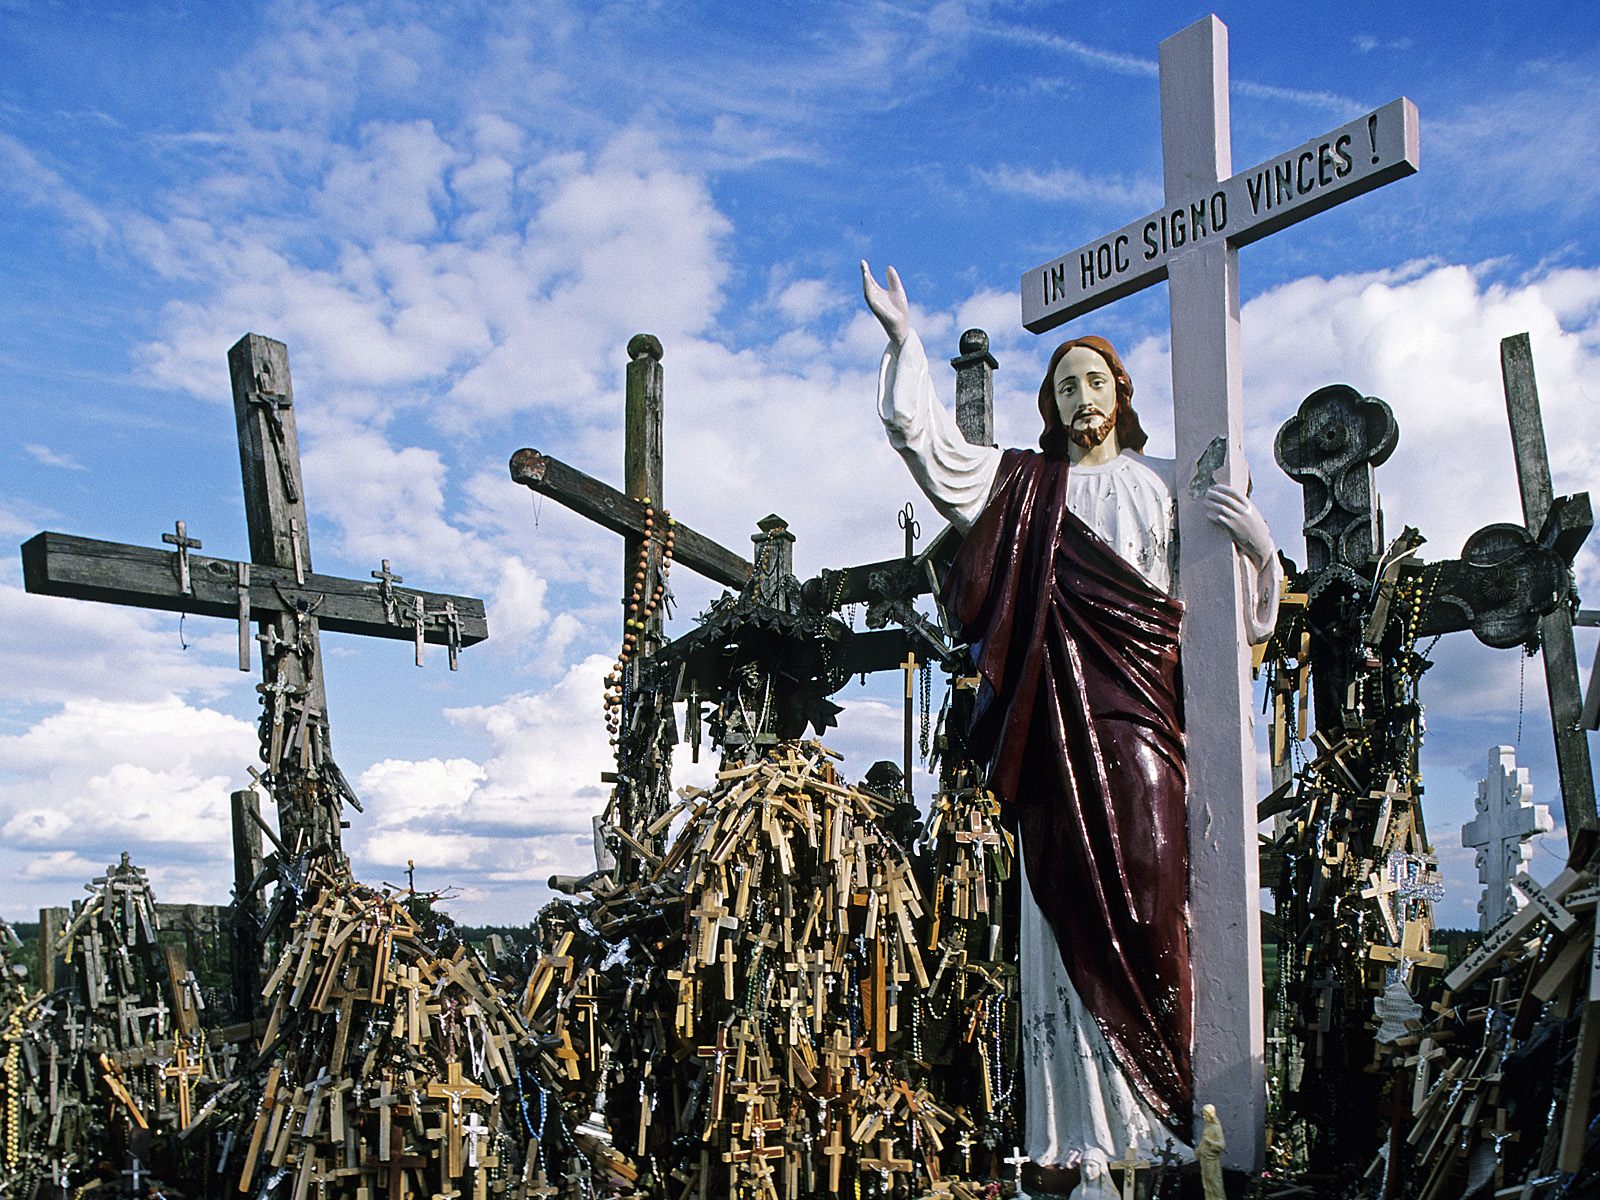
xmin=1036 ymin=335 xmax=1148 ymax=456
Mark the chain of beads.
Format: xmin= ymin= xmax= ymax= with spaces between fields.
xmin=918 ymin=661 xmax=933 ymax=760
xmin=604 ymin=502 xmax=675 ymax=744
xmin=3 ymin=1007 xmax=22 ymax=1171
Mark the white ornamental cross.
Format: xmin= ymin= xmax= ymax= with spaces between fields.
xmin=1019 ymin=14 xmax=1419 ymax=1170
xmin=1462 ymin=745 xmax=1552 ymax=931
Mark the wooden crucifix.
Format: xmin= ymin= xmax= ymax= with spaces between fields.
xmin=1019 ymin=15 xmax=1419 ymax=1167
xmin=20 ymin=334 xmax=488 ymax=855
xmin=1499 ymin=332 xmax=1598 ymax=837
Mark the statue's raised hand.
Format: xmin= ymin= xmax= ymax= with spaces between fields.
xmin=1205 ymin=483 xmax=1274 ymax=570
xmin=861 ymin=261 xmax=912 ymax=347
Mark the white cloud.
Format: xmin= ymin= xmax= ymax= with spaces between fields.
xmin=0 ymin=695 xmax=256 ymax=855
xmin=771 ymin=277 xmax=840 ymax=326
xmin=1236 ymin=261 xmax=1600 ymax=590
xmin=299 ymin=425 xmax=491 ymax=583
xmin=314 ymin=120 xmax=456 ymax=241
xmin=485 ymin=557 xmax=549 ymax=649
xmin=0 ymin=583 xmax=249 ymax=707
xmin=21 ymin=850 xmax=102 ymax=880
xmin=346 ymin=655 xmax=617 ymax=909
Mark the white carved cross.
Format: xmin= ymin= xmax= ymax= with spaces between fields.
xmin=1019 ymin=14 xmax=1419 ymax=1169
xmin=1462 ymin=745 xmax=1552 ymax=931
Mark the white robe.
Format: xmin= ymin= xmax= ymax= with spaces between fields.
xmin=877 ymin=331 xmax=1279 ymax=1168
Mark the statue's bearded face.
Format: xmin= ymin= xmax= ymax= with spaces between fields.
xmin=1053 ymin=345 xmax=1119 ymax=450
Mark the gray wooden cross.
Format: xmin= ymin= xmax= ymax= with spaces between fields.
xmin=1461 ymin=745 xmax=1552 ymax=931
xmin=161 ymin=520 xmax=202 ymax=594
xmin=509 ymin=335 xmax=753 ymax=619
xmin=1499 ymin=333 xmax=1598 ymax=838
xmin=20 ymin=334 xmax=488 ymax=854
xmin=1018 ymin=15 xmax=1419 ymax=1168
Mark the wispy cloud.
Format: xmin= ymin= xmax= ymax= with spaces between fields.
xmin=978 ymin=164 xmax=1160 ymax=210
xmin=987 ymin=22 xmax=1367 ymax=115
xmin=23 ymin=443 xmax=86 ymax=471
xmin=1352 ymin=35 xmax=1414 ymax=54
xmin=987 ymin=24 xmax=1158 ymax=77
xmin=0 ymin=132 xmax=113 ymax=245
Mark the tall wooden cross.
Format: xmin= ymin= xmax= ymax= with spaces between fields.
xmin=20 ymin=334 xmax=488 ymax=854
xmin=1019 ymin=15 xmax=1420 ymax=1167
xmin=510 ymin=334 xmax=753 ymax=879
xmin=1499 ymin=333 xmax=1598 ymax=838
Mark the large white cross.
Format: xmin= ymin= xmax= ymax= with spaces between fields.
xmin=1462 ymin=745 xmax=1553 ymax=931
xmin=1019 ymin=15 xmax=1419 ymax=1169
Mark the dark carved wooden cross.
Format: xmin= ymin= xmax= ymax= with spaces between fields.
xmin=508 ymin=332 xmax=997 ymax=876
xmin=1274 ymin=362 xmax=1593 ymax=840
xmin=20 ymin=334 xmax=488 ymax=857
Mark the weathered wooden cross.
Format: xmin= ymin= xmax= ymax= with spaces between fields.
xmin=509 ymin=335 xmax=753 ymax=625
xmin=509 ymin=335 xmax=755 ymax=878
xmin=20 ymin=334 xmax=488 ymax=855
xmin=1498 ymin=333 xmax=1598 ymax=837
xmin=1019 ymin=15 xmax=1420 ymax=1167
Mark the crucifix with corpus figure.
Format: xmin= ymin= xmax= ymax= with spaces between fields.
xmin=864 ymin=13 xmax=1418 ymax=1172
xmin=20 ymin=334 xmax=488 ymax=866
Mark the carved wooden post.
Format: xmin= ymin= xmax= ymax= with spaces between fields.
xmin=229 ymin=787 xmax=266 ymax=1017
xmin=228 ymin=335 xmax=337 ymax=851
xmin=951 ymin=329 xmax=997 ymax=447
xmin=38 ymin=906 xmax=63 ymax=993
xmin=1501 ymin=333 xmax=1597 ymax=839
xmin=625 ymin=334 xmax=666 ymax=652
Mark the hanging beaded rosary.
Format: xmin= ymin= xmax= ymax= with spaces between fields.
xmin=603 ymin=502 xmax=675 ymax=745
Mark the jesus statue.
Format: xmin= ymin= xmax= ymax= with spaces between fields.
xmin=862 ymin=262 xmax=1280 ymax=1188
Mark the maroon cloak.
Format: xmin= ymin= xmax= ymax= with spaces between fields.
xmin=942 ymin=448 xmax=1192 ymax=1132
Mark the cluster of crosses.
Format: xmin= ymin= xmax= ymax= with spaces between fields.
xmin=10 ymin=12 xmax=1599 ymax=1198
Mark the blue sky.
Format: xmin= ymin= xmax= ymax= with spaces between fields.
xmin=4 ymin=0 xmax=1600 ymax=927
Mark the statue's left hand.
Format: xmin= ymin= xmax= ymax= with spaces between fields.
xmin=1204 ymin=483 xmax=1273 ymax=570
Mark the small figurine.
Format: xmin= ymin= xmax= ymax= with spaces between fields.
xmin=1197 ymin=1104 xmax=1226 ymax=1200
xmin=1068 ymin=1149 xmax=1120 ymax=1200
